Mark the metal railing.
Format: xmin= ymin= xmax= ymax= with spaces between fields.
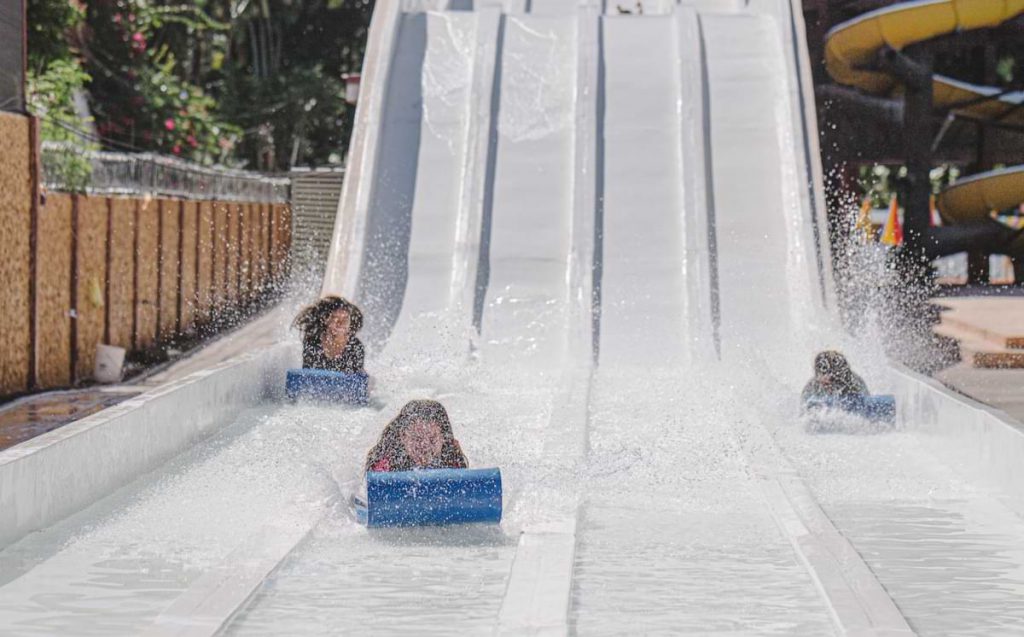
xmin=41 ymin=142 xmax=290 ymax=203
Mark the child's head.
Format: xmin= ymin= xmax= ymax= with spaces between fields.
xmin=293 ymin=296 xmax=363 ymax=352
xmin=367 ymin=400 xmax=461 ymax=471
xmin=814 ymin=350 xmax=850 ymax=384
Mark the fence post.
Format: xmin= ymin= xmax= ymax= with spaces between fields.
xmin=28 ymin=116 xmax=40 ymax=391
xmin=104 ymin=198 xmax=114 ymax=344
xmin=69 ymin=195 xmax=79 ymax=384
xmin=131 ymin=199 xmax=140 ymax=351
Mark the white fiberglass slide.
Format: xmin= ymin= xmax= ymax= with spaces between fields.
xmin=571 ymin=13 xmax=834 ymax=634
xmin=7 ymin=0 xmax=1024 ymax=635
xmin=226 ymin=11 xmax=587 ymax=635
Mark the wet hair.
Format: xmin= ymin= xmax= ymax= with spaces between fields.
xmin=814 ymin=350 xmax=852 ymax=379
xmin=292 ymin=296 xmax=363 ymax=353
xmin=365 ymin=400 xmax=468 ymax=472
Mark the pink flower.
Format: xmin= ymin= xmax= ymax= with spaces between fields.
xmin=132 ymin=32 xmax=144 ymax=43
xmin=164 ymin=118 xmax=175 ymax=131
xmin=172 ymin=145 xmax=182 ymax=155
xmin=187 ymin=135 xmax=198 ymax=148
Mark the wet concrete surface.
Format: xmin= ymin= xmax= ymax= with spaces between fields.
xmin=0 ymin=390 xmax=140 ymax=451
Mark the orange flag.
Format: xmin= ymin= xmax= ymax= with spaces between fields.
xmin=881 ymin=194 xmax=903 ymax=246
xmin=854 ymin=197 xmax=874 ymax=243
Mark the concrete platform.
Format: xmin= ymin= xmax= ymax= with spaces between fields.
xmin=134 ymin=303 xmax=294 ymax=388
xmin=932 ymin=296 xmax=1024 ymax=368
xmin=0 ymin=388 xmax=139 ymax=452
xmin=935 ymin=363 xmax=1024 ymax=424
xmin=0 ymin=303 xmax=295 ymax=452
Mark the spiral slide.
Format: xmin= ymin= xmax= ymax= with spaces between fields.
xmin=825 ymin=0 xmax=1024 ymax=223
xmin=4 ymin=1 xmax=1024 ymax=635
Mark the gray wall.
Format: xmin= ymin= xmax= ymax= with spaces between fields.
xmin=0 ymin=0 xmax=24 ymax=112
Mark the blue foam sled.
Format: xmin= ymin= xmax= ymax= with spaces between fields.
xmin=355 ymin=468 xmax=502 ymax=528
xmin=285 ymin=368 xmax=369 ymax=405
xmin=805 ymin=394 xmax=896 ymax=422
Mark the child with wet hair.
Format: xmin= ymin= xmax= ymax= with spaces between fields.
xmin=801 ymin=350 xmax=868 ymax=405
xmin=366 ymin=400 xmax=468 ymax=472
xmin=292 ymin=296 xmax=365 ymax=374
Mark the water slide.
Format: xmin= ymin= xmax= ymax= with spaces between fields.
xmin=5 ymin=0 xmax=1024 ymax=635
xmin=825 ymin=0 xmax=1024 ymax=224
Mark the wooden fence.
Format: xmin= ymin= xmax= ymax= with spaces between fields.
xmin=0 ymin=112 xmax=293 ymax=398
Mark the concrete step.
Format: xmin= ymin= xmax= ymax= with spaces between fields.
xmin=934 ymin=323 xmax=1024 ymax=369
xmin=940 ymin=313 xmax=1024 ymax=350
xmin=932 ymin=298 xmax=1024 ymax=350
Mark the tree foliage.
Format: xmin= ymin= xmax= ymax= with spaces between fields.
xmin=27 ymin=0 xmax=374 ymax=170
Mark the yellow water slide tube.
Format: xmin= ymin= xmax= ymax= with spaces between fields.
xmin=825 ymin=0 xmax=1024 ymax=126
xmin=826 ymin=0 xmax=1024 ymax=224
xmin=937 ymin=165 xmax=1024 ymax=221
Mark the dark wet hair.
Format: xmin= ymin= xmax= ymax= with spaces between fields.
xmin=292 ymin=296 xmax=363 ymax=352
xmin=365 ymin=400 xmax=468 ymax=472
xmin=814 ymin=350 xmax=851 ymax=379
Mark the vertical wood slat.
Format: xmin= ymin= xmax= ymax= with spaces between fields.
xmin=135 ymin=197 xmax=160 ymax=349
xmin=131 ymin=199 xmax=140 ymax=350
xmin=270 ymin=203 xmax=291 ymax=287
xmin=179 ymin=201 xmax=198 ymax=333
xmin=107 ymin=198 xmax=137 ymax=350
xmin=225 ymin=202 xmax=240 ymax=312
xmin=196 ymin=201 xmax=215 ymax=326
xmin=278 ymin=205 xmax=290 ymax=282
xmin=264 ymin=204 xmax=274 ymax=290
xmin=69 ymin=195 xmax=79 ymax=383
xmin=249 ymin=203 xmax=261 ymax=301
xmin=35 ymin=194 xmax=73 ymax=389
xmin=268 ymin=203 xmax=279 ymax=288
xmin=0 ymin=113 xmax=32 ymax=396
xmin=211 ymin=201 xmax=228 ymax=320
xmin=238 ymin=203 xmax=253 ymax=305
xmin=27 ymin=117 xmax=39 ymax=390
xmin=258 ymin=203 xmax=270 ymax=294
xmin=73 ymin=195 xmax=109 ymax=382
xmin=103 ymin=198 xmax=113 ymax=345
xmin=158 ymin=199 xmax=181 ymax=338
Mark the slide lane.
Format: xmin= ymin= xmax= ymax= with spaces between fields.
xmin=223 ymin=12 xmax=585 ymax=635
xmin=479 ymin=14 xmax=577 ymax=367
xmin=0 ymin=10 xmax=492 ymax=635
xmin=570 ymin=13 xmax=837 ymax=634
xmin=703 ymin=10 xmax=820 ymax=361
xmin=707 ymin=6 xmax=1024 ymax=635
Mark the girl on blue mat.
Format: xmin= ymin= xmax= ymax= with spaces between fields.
xmin=801 ymin=351 xmax=868 ymax=404
xmin=366 ymin=400 xmax=468 ymax=472
xmin=293 ymin=296 xmax=365 ymax=374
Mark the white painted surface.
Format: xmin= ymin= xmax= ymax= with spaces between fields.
xmin=0 ymin=344 xmax=297 ymax=549
xmin=497 ymin=520 xmax=578 ymax=636
xmin=145 ymin=520 xmax=317 ymax=637
xmin=703 ymin=11 xmax=820 ymax=359
xmin=598 ymin=15 xmax=687 ymax=367
xmin=6 ymin=0 xmax=1024 ymax=635
xmin=479 ymin=14 xmax=576 ymax=366
xmin=374 ymin=10 xmax=477 ymax=357
xmin=892 ymin=365 xmax=1024 ymax=516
